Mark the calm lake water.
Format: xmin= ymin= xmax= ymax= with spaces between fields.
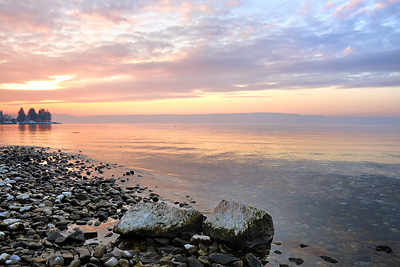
xmin=1 ymin=123 xmax=400 ymax=266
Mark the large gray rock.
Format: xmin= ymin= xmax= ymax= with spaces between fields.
xmin=203 ymin=200 xmax=274 ymax=249
xmin=114 ymin=202 xmax=203 ymax=237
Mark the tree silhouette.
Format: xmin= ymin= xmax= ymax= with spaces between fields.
xmin=17 ymin=107 xmax=26 ymax=123
xmin=38 ymin=108 xmax=52 ymax=122
xmin=27 ymin=108 xmax=38 ymax=121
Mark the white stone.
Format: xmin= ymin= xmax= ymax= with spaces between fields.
xmin=190 ymin=234 xmax=212 ymax=244
xmin=20 ymin=206 xmax=33 ymax=212
xmin=9 ymin=255 xmax=21 ymax=262
xmin=0 ymin=231 xmax=5 ymax=241
xmin=184 ymin=244 xmax=195 ymax=250
xmin=1 ymin=219 xmax=22 ymax=226
xmin=104 ymin=257 xmax=119 ymax=267
xmin=16 ymin=193 xmax=30 ymax=200
xmin=43 ymin=209 xmax=52 ymax=216
xmin=8 ymin=222 xmax=23 ymax=231
xmin=0 ymin=253 xmax=10 ymax=262
xmin=62 ymin=192 xmax=72 ymax=198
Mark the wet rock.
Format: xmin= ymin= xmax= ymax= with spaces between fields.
xmin=244 ymin=253 xmax=262 ymax=267
xmin=155 ymin=237 xmax=171 ymax=246
xmin=28 ymin=243 xmax=43 ymax=250
xmin=122 ymin=250 xmax=133 ymax=259
xmin=78 ymin=248 xmax=91 ymax=263
xmin=114 ymin=202 xmax=203 ymax=237
xmin=319 ymin=255 xmax=339 ymax=263
xmin=67 ymin=229 xmax=86 ymax=243
xmin=232 ymin=260 xmax=244 ymax=267
xmin=203 ymin=200 xmax=274 ymax=249
xmin=119 ymin=258 xmax=130 ymax=267
xmin=48 ymin=255 xmax=65 ymax=267
xmin=93 ymin=245 xmax=107 ymax=258
xmin=97 ymin=211 xmax=109 ymax=221
xmin=375 ymin=245 xmax=392 ymax=253
xmin=60 ymin=254 xmax=75 ymax=264
xmin=198 ymin=256 xmax=212 ymax=266
xmin=46 ymin=230 xmax=64 ymax=242
xmin=187 ymin=255 xmax=204 ymax=267
xmin=69 ymin=259 xmax=81 ymax=267
xmin=84 ymin=229 xmax=98 ymax=239
xmin=289 ymin=257 xmax=304 ymax=265
xmin=209 ymin=253 xmax=240 ymax=265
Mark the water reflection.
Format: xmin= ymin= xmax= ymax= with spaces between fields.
xmin=18 ymin=123 xmax=52 ymax=132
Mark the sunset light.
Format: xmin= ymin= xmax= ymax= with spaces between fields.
xmin=2 ymin=76 xmax=73 ymax=91
xmin=0 ymin=0 xmax=399 ymax=117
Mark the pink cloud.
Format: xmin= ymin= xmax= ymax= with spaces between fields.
xmin=374 ymin=0 xmax=399 ymax=9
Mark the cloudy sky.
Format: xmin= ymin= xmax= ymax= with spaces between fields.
xmin=0 ymin=0 xmax=399 ymax=117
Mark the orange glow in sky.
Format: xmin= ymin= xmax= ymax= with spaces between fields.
xmin=1 ymin=0 xmax=399 ymax=118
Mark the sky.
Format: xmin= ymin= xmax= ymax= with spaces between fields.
xmin=0 ymin=0 xmax=399 ymax=117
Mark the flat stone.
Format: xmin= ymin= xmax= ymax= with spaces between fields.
xmin=319 ymin=255 xmax=339 ymax=263
xmin=28 ymin=243 xmax=43 ymax=250
xmin=209 ymin=253 xmax=240 ymax=265
xmin=46 ymin=230 xmax=64 ymax=242
xmin=84 ymin=230 xmax=98 ymax=239
xmin=67 ymin=229 xmax=86 ymax=243
xmin=12 ymin=241 xmax=28 ymax=249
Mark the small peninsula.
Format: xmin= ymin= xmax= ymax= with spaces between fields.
xmin=0 ymin=107 xmax=61 ymax=125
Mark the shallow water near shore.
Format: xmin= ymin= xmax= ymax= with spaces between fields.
xmin=1 ymin=123 xmax=400 ymax=266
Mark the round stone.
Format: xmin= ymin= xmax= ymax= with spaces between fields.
xmin=48 ymin=255 xmax=65 ymax=267
xmin=104 ymin=257 xmax=119 ymax=267
xmin=9 ymin=255 xmax=21 ymax=262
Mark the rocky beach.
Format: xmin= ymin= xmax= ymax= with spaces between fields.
xmin=1 ymin=146 xmax=343 ymax=267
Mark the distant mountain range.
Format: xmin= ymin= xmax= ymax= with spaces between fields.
xmin=52 ymin=113 xmax=400 ymax=126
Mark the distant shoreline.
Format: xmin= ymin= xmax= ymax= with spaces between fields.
xmin=52 ymin=112 xmax=400 ymax=126
xmin=0 ymin=122 xmax=62 ymax=125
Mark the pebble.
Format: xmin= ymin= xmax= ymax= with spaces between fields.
xmin=48 ymin=255 xmax=65 ymax=267
xmin=104 ymin=257 xmax=119 ymax=267
xmin=9 ymin=255 xmax=21 ymax=262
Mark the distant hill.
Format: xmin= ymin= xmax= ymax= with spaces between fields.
xmin=52 ymin=113 xmax=400 ymax=126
